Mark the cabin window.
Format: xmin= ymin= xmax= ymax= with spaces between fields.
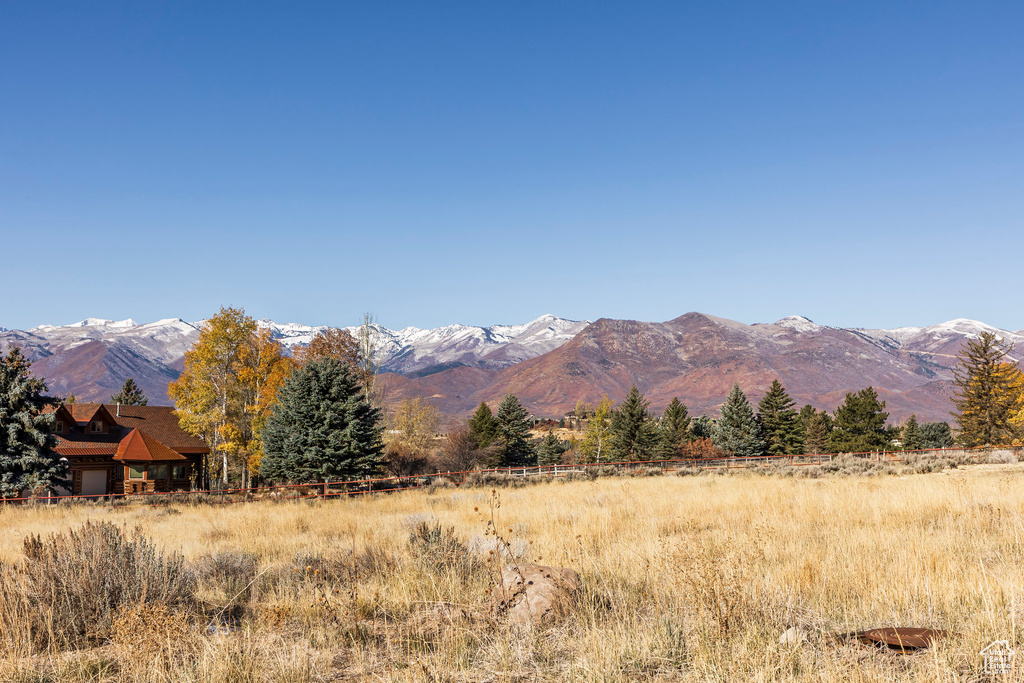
xmin=151 ymin=465 xmax=168 ymax=480
xmin=90 ymin=421 xmax=103 ymax=433
xmin=172 ymin=465 xmax=188 ymax=479
xmin=128 ymin=465 xmax=145 ymax=479
xmin=55 ymin=421 xmax=64 ymax=433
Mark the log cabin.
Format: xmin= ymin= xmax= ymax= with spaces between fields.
xmin=48 ymin=403 xmax=209 ymax=496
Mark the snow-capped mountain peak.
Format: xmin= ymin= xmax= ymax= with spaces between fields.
xmin=925 ymin=318 xmax=998 ymax=337
xmin=772 ymin=315 xmax=823 ymax=334
xmin=246 ymin=315 xmax=591 ymax=373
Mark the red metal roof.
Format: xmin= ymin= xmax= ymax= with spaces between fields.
xmin=54 ymin=438 xmax=118 ymax=457
xmin=114 ymin=429 xmax=187 ymax=462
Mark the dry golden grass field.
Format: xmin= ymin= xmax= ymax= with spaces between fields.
xmin=1 ymin=461 xmax=1023 ymax=682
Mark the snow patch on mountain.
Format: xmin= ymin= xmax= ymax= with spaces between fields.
xmin=772 ymin=316 xmax=823 ymax=334
xmin=236 ymin=315 xmax=589 ymax=372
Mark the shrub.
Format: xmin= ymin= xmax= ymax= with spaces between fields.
xmin=195 ymin=550 xmax=259 ymax=604
xmin=628 ymin=467 xmax=664 ymax=477
xmin=463 ymin=472 xmax=526 ymax=488
xmin=989 ymin=449 xmax=1018 ymax=464
xmin=17 ymin=521 xmax=196 ymax=648
xmin=408 ymin=521 xmax=475 ymax=573
xmin=560 ymin=470 xmax=597 ymax=482
xmin=110 ymin=602 xmax=196 ymax=661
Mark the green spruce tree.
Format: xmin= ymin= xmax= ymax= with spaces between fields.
xmin=901 ymin=414 xmax=922 ymax=451
xmin=757 ymin=380 xmax=803 ymax=455
xmin=919 ymin=421 xmax=953 ymax=449
xmin=713 ymin=384 xmax=765 ymax=457
xmin=609 ymin=386 xmax=659 ymax=461
xmin=690 ymin=415 xmax=715 ymax=440
xmin=802 ymin=410 xmax=832 ymax=454
xmin=110 ymin=377 xmax=149 ymax=406
xmin=658 ymin=397 xmax=692 ymax=457
xmin=829 ymin=387 xmax=891 ymax=453
xmin=797 ymin=404 xmax=817 ymax=434
xmin=496 ymin=394 xmax=535 ymax=466
xmin=0 ymin=347 xmax=69 ymax=497
xmin=467 ymin=402 xmax=500 ymax=448
xmin=259 ymin=359 xmax=383 ymax=483
xmin=537 ymin=431 xmax=566 ymax=465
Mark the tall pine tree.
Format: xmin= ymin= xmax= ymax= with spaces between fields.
xmin=714 ymin=384 xmax=765 ymax=457
xmin=110 ymin=377 xmax=148 ymax=406
xmin=608 ymin=386 xmax=659 ymax=461
xmin=658 ymin=397 xmax=692 ymax=457
xmin=496 ymin=394 xmax=535 ymax=466
xmin=690 ymin=415 xmax=715 ymax=440
xmin=901 ymin=414 xmax=921 ymax=450
xmin=757 ymin=380 xmax=803 ymax=455
xmin=802 ymin=410 xmax=832 ymax=454
xmin=950 ymin=332 xmax=1020 ymax=447
xmin=829 ymin=387 xmax=891 ymax=453
xmin=0 ymin=347 xmax=69 ymax=497
xmin=467 ymin=402 xmax=500 ymax=448
xmin=919 ymin=421 xmax=953 ymax=448
xmin=537 ymin=431 xmax=566 ymax=465
xmin=259 ymin=359 xmax=383 ymax=483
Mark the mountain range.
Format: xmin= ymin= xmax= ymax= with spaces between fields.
xmin=381 ymin=314 xmax=1023 ymax=424
xmin=2 ymin=313 xmax=1021 ymax=424
xmin=0 ymin=315 xmax=589 ymax=406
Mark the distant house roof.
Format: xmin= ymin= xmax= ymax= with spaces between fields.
xmin=114 ymin=429 xmax=186 ymax=462
xmin=103 ymin=405 xmax=208 ymax=453
xmin=53 ymin=439 xmax=118 ymax=457
xmin=68 ymin=403 xmax=118 ymax=425
xmin=47 ymin=403 xmax=209 ymax=456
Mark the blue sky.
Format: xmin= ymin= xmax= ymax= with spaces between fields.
xmin=2 ymin=2 xmax=1022 ymax=332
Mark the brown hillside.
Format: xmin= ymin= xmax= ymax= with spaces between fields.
xmin=386 ymin=312 xmax=982 ymax=422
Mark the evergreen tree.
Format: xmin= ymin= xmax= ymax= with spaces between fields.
xmin=0 ymin=347 xmax=69 ymax=497
xmin=658 ymin=397 xmax=691 ymax=457
xmin=797 ymin=404 xmax=817 ymax=433
xmin=713 ymin=384 xmax=765 ymax=457
xmin=259 ymin=359 xmax=383 ymax=483
xmin=110 ymin=377 xmax=148 ymax=406
xmin=467 ymin=402 xmax=500 ymax=448
xmin=496 ymin=394 xmax=535 ymax=466
xmin=919 ymin=421 xmax=954 ymax=449
xmin=901 ymin=414 xmax=922 ymax=450
xmin=950 ymin=332 xmax=1020 ymax=446
xmin=829 ymin=387 xmax=891 ymax=453
xmin=609 ymin=386 xmax=659 ymax=461
xmin=690 ymin=415 xmax=715 ymax=440
xmin=756 ymin=380 xmax=803 ymax=455
xmin=802 ymin=410 xmax=832 ymax=454
xmin=537 ymin=432 xmax=566 ymax=465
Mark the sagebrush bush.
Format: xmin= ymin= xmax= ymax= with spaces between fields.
xmin=408 ymin=520 xmax=476 ymax=573
xmin=195 ymin=550 xmax=258 ymax=604
xmin=463 ymin=472 xmax=526 ymax=488
xmin=15 ymin=521 xmax=196 ymax=648
xmin=989 ymin=449 xmax=1017 ymax=464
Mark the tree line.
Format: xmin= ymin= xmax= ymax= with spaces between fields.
xmin=1 ymin=314 xmax=1022 ymax=495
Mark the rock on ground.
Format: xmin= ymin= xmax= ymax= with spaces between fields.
xmin=491 ymin=564 xmax=580 ymax=627
xmin=779 ymin=626 xmax=809 ymax=646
